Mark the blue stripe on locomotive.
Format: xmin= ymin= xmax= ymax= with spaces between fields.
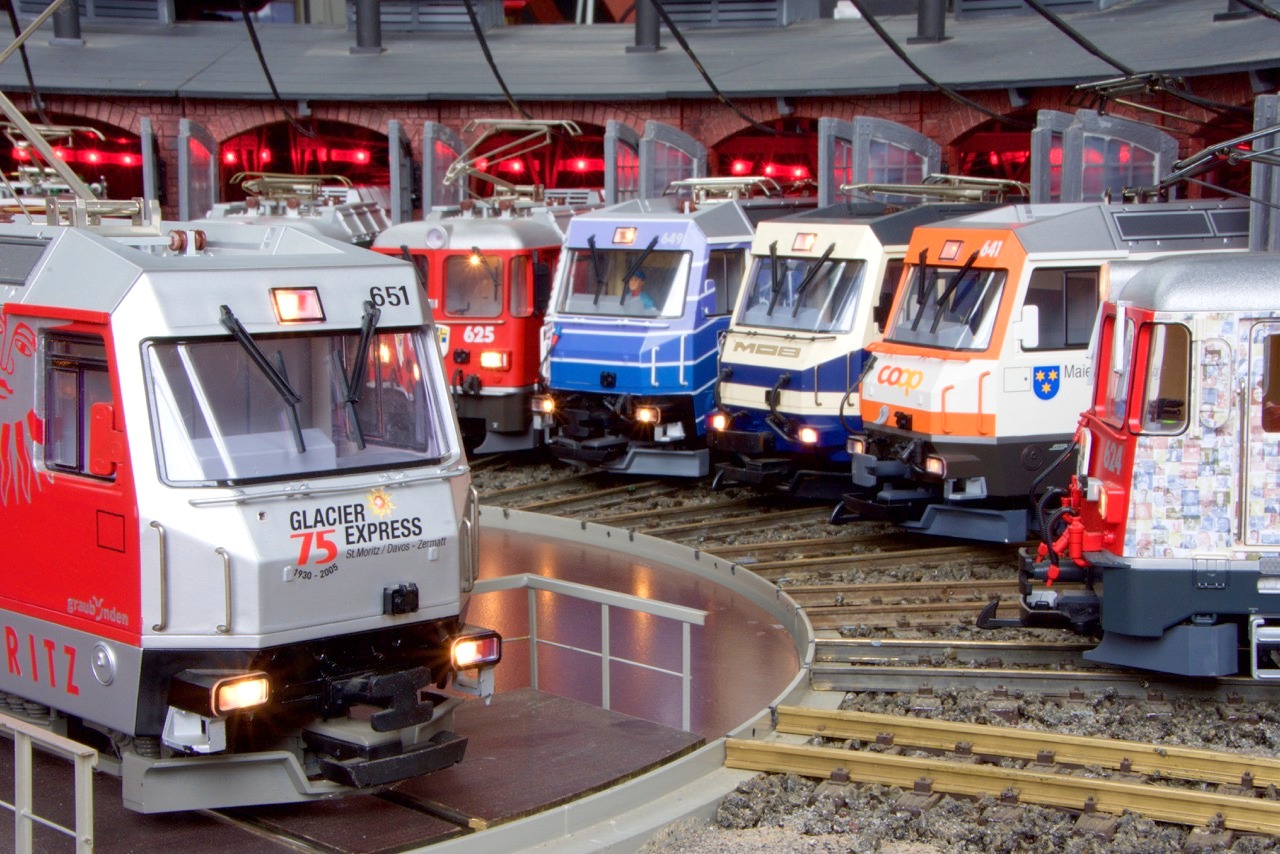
xmin=718 ymin=347 xmax=871 ymax=456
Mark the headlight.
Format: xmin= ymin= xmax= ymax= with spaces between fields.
xmin=479 ymin=350 xmax=510 ymax=370
xmin=924 ymin=455 xmax=946 ymax=478
xmin=798 ymin=426 xmax=819 ymax=444
xmin=847 ymin=436 xmax=866 ymax=456
xmin=170 ymin=670 xmax=270 ymax=717
xmin=634 ymin=406 xmax=661 ymax=424
xmin=709 ymin=411 xmax=729 ymax=431
xmin=532 ymin=395 xmax=555 ymax=414
xmin=452 ymin=632 xmax=502 ymax=669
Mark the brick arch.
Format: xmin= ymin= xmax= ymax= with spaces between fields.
xmin=188 ymin=102 xmax=395 ymax=147
xmin=12 ymin=95 xmax=153 ymax=138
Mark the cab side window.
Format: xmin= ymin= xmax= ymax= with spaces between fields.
xmin=1024 ymin=268 xmax=1098 ymax=350
xmin=1262 ymin=333 xmax=1280 ymax=433
xmin=706 ymin=249 xmax=745 ymax=316
xmin=1140 ymin=323 xmax=1190 ymax=434
xmin=46 ymin=335 xmax=114 ymax=479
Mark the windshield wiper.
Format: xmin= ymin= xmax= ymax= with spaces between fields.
xmin=589 ymin=235 xmax=605 ymax=305
xmin=765 ymin=241 xmax=784 ymax=316
xmin=619 ymin=236 xmax=660 ymax=306
xmin=909 ymin=249 xmax=930 ymax=332
xmin=220 ymin=304 xmax=306 ymax=454
xmin=960 ymin=268 xmax=998 ymax=334
xmin=334 ymin=300 xmax=382 ymax=450
xmin=790 ymin=243 xmax=837 ymax=318
xmin=929 ymin=251 xmax=980 ymax=334
xmin=471 ymin=245 xmax=502 ymax=301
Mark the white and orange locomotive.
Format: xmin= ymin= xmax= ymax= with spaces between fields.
xmin=0 ymin=193 xmax=499 ymax=811
xmin=985 ymin=252 xmax=1280 ymax=679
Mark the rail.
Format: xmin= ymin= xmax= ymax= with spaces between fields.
xmin=0 ymin=713 xmax=97 ymax=853
xmin=728 ymin=706 xmax=1280 ymax=834
xmin=472 ymin=573 xmax=708 ymax=730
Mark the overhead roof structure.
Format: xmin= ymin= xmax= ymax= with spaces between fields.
xmin=0 ymin=0 xmax=1274 ymax=102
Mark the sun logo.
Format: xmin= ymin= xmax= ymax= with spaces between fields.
xmin=367 ymin=487 xmax=395 ymax=517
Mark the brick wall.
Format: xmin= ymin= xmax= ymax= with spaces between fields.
xmin=10 ymin=70 xmax=1258 ymax=219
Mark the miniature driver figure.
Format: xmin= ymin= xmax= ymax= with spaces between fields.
xmin=625 ymin=269 xmax=656 ymax=312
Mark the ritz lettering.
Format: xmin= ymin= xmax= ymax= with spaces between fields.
xmin=3 ymin=627 xmax=79 ymax=696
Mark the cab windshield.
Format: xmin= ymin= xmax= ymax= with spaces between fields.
xmin=736 ymin=254 xmax=866 ymax=333
xmin=444 ymin=253 xmax=502 ymax=318
xmin=557 ymin=247 xmax=689 ymax=318
xmin=145 ymin=328 xmax=453 ymax=485
xmin=886 ymin=262 xmax=1006 ymax=351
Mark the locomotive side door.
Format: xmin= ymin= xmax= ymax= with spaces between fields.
xmin=1244 ymin=321 xmax=1280 ymax=548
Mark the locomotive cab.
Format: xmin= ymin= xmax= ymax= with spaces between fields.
xmin=374 ymin=199 xmax=578 ymax=453
xmin=837 ymin=201 xmax=1250 ymax=543
xmin=0 ymin=206 xmax=501 ymax=813
xmin=992 ymin=253 xmax=1280 ymax=679
xmin=533 ymin=184 xmax=770 ymax=477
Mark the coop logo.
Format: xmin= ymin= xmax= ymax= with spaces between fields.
xmin=875 ymin=364 xmax=924 ymax=396
xmin=731 ymin=341 xmax=802 ymax=360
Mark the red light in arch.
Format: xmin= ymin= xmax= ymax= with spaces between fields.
xmin=224 ymin=150 xmax=238 ymax=165
xmin=730 ymin=159 xmax=751 ymax=175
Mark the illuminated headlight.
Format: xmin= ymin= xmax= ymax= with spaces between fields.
xmin=452 ymin=632 xmax=503 ymax=670
xmin=479 ymin=350 xmax=510 ymax=370
xmin=170 ymin=670 xmax=270 ymax=717
xmin=635 ymin=406 xmax=662 ymax=425
xmin=270 ymin=287 xmax=325 ymax=323
xmin=1098 ymin=483 xmax=1127 ymax=524
xmin=709 ymin=411 xmax=730 ymax=431
xmin=924 ymin=455 xmax=946 ymax=478
xmin=846 ymin=436 xmax=866 ymax=456
xmin=532 ymin=395 xmax=556 ymax=415
xmin=798 ymin=426 xmax=819 ymax=444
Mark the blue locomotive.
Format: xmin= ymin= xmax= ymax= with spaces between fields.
xmin=533 ymin=179 xmax=806 ymax=476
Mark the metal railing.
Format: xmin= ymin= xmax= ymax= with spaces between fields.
xmin=0 ymin=712 xmax=97 ymax=853
xmin=473 ymin=573 xmax=707 ymax=731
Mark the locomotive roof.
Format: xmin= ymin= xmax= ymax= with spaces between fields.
xmin=0 ymin=220 xmax=407 ymax=315
xmin=375 ymin=207 xmax=568 ymax=250
xmin=1113 ymin=252 xmax=1280 ymax=313
xmin=754 ymin=201 xmax=999 ymax=250
xmin=919 ymin=200 xmax=1250 ymax=254
xmin=568 ymin=195 xmax=756 ymax=241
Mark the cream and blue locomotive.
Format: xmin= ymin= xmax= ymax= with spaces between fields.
xmin=0 ymin=194 xmax=500 ymax=812
xmin=984 ymin=253 xmax=1280 ymax=678
xmin=533 ymin=179 xmax=804 ymax=476
xmin=707 ymin=200 xmax=996 ymax=497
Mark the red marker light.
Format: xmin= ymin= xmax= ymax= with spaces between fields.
xmin=731 ymin=159 xmax=751 ymax=176
xmin=224 ymin=151 xmax=238 ymax=165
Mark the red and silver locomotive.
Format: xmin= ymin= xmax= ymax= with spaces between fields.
xmin=0 ymin=193 xmax=500 ymax=811
xmin=986 ymin=253 xmax=1280 ymax=679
